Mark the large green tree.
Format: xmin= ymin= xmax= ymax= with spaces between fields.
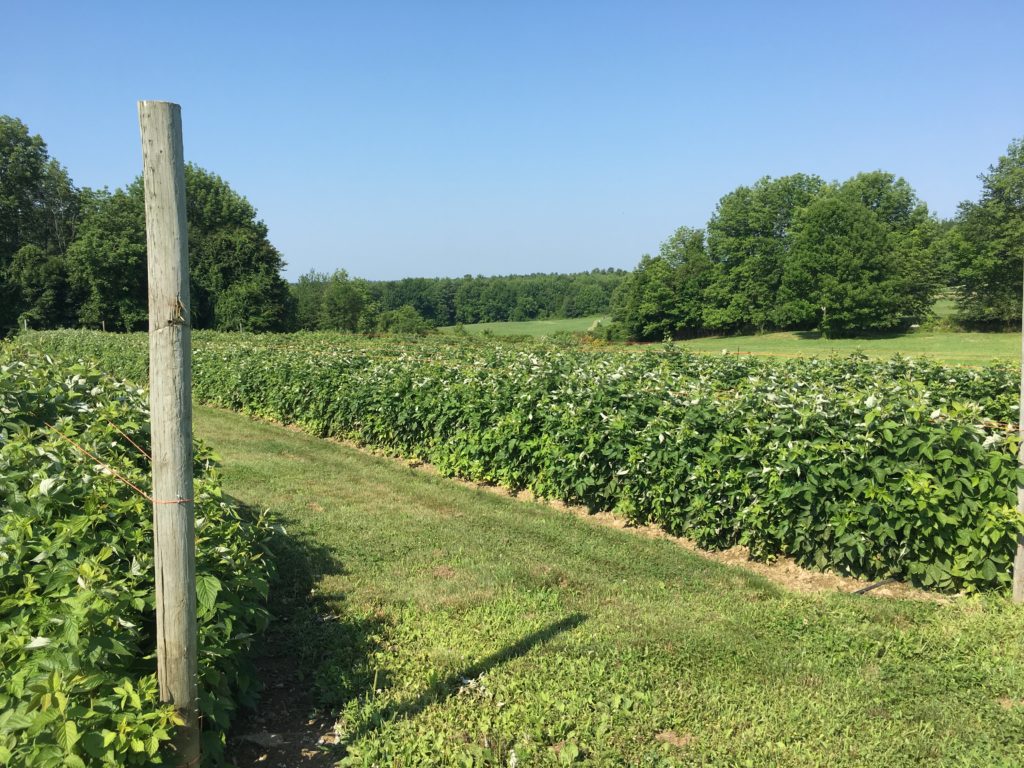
xmin=703 ymin=173 xmax=828 ymax=331
xmin=181 ymin=165 xmax=293 ymax=330
xmin=0 ymin=116 xmax=81 ymax=330
xmin=836 ymin=171 xmax=940 ymax=315
xmin=66 ymin=164 xmax=294 ymax=331
xmin=291 ymin=270 xmax=330 ymax=330
xmin=65 ymin=188 xmax=148 ymax=331
xmin=213 ymin=271 xmax=295 ymax=332
xmin=777 ymin=195 xmax=921 ymax=337
xmin=319 ymin=270 xmax=370 ymax=332
xmin=774 ymin=172 xmax=938 ymax=335
xmin=7 ymin=244 xmax=75 ymax=328
xmin=947 ymin=138 xmax=1024 ymax=327
xmin=1 ymin=116 xmax=49 ymax=264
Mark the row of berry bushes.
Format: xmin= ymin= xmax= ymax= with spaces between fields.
xmin=0 ymin=352 xmax=275 ymax=766
xmin=13 ymin=330 xmax=1023 ymax=593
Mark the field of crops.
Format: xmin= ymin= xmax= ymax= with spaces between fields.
xmin=15 ymin=330 xmax=1024 ymax=596
xmin=0 ymin=353 xmax=274 ymax=766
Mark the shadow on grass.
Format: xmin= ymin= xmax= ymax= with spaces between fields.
xmin=792 ymin=329 xmax=911 ymax=341
xmin=228 ymin=517 xmax=387 ymax=766
xmin=344 ymin=612 xmax=588 ymax=744
xmin=229 ymin=500 xmax=586 ymax=762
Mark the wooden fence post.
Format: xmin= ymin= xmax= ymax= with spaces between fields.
xmin=138 ymin=100 xmax=200 ymax=763
xmin=1016 ymin=274 xmax=1024 ymax=602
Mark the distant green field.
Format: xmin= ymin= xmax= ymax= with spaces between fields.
xmin=677 ymin=330 xmax=1018 ymax=366
xmin=933 ymin=297 xmax=957 ymax=318
xmin=440 ymin=315 xmax=609 ymax=336
xmin=439 ymin=307 xmax=1017 ymax=367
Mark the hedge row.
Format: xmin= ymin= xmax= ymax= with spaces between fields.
xmin=13 ymin=330 xmax=1024 ymax=593
xmin=0 ymin=352 xmax=274 ymax=766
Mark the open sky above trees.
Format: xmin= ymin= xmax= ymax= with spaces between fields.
xmin=3 ymin=0 xmax=1023 ymax=281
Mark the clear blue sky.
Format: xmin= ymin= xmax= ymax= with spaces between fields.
xmin=4 ymin=0 xmax=1022 ymax=281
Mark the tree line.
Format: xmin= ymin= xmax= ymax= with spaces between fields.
xmin=0 ymin=115 xmax=624 ymax=335
xmin=290 ymin=269 xmax=625 ymax=333
xmin=612 ymin=138 xmax=1024 ymax=340
xmin=5 ymin=112 xmax=1018 ymax=340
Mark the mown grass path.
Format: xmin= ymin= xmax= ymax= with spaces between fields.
xmin=195 ymin=405 xmax=1024 ymax=767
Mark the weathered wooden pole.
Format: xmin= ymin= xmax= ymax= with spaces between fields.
xmin=1016 ymin=268 xmax=1024 ymax=603
xmin=138 ymin=100 xmax=199 ymax=763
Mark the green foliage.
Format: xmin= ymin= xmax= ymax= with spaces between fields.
xmin=611 ymin=228 xmax=711 ymax=341
xmin=0 ymin=116 xmax=82 ymax=332
xmin=620 ymin=171 xmax=941 ymax=340
xmin=290 ymin=270 xmax=329 ymax=330
xmin=947 ymin=137 xmax=1024 ymax=328
xmin=7 ymin=245 xmax=75 ymax=329
xmin=376 ymin=304 xmax=432 ymax=335
xmin=0 ymin=117 xmax=79 ymax=266
xmin=0 ymin=352 xmax=275 ymax=766
xmin=704 ymin=173 xmax=829 ymax=331
xmin=65 ymin=188 xmax=148 ymax=332
xmin=17 ymin=331 xmax=1023 ymax=594
xmin=777 ymin=195 xmax=921 ymax=337
xmin=0 ymin=114 xmax=294 ymax=334
xmin=319 ymin=270 xmax=371 ymax=332
xmin=179 ymin=166 xmax=294 ymax=330
xmin=210 ymin=271 xmax=294 ymax=332
xmin=293 ymin=270 xmax=628 ymax=332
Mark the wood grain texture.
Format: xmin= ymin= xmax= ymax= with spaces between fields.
xmin=139 ymin=100 xmax=200 ymax=764
xmin=1016 ymin=299 xmax=1024 ymax=603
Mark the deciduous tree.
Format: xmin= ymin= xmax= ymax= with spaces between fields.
xmin=948 ymin=138 xmax=1024 ymax=327
xmin=0 ymin=116 xmax=81 ymax=330
xmin=778 ymin=195 xmax=918 ymax=337
xmin=611 ymin=226 xmax=711 ymax=340
xmin=704 ymin=174 xmax=828 ymax=331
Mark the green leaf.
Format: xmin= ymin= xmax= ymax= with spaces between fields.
xmin=56 ymin=720 xmax=80 ymax=751
xmin=0 ymin=710 xmax=35 ymax=732
xmin=196 ymin=573 xmax=222 ymax=614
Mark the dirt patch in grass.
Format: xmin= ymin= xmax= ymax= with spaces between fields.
xmin=227 ymin=652 xmax=341 ymax=767
xmin=655 ymin=730 xmax=694 ymax=748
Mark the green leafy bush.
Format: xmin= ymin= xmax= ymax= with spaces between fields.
xmin=14 ymin=330 xmax=1024 ymax=593
xmin=0 ymin=353 xmax=274 ymax=766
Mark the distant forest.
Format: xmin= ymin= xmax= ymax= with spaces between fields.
xmin=0 ymin=114 xmax=622 ymax=335
xmin=2 ymin=112 xmax=1020 ymax=339
xmin=291 ymin=269 xmax=625 ymax=334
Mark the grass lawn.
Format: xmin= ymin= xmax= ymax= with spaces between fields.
xmin=435 ymin=313 xmax=1017 ymax=366
xmin=933 ymin=297 xmax=957 ymax=318
xmin=676 ymin=329 xmax=1020 ymax=366
xmin=439 ymin=315 xmax=609 ymax=337
xmin=196 ymin=405 xmax=1024 ymax=767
